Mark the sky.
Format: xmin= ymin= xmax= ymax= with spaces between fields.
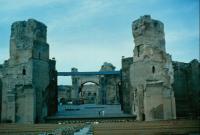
xmin=0 ymin=0 xmax=199 ymax=84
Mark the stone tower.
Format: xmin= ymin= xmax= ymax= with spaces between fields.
xmin=99 ymin=62 xmax=120 ymax=104
xmin=130 ymin=15 xmax=176 ymax=121
xmin=1 ymin=19 xmax=57 ymax=123
xmin=71 ymin=67 xmax=79 ymax=99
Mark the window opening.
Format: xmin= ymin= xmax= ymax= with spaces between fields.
xmin=152 ymin=66 xmax=155 ymax=74
xmin=137 ymin=46 xmax=140 ymax=57
xmin=22 ymin=68 xmax=26 ymax=75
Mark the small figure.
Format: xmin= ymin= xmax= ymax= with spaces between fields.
xmin=98 ymin=111 xmax=101 ymax=116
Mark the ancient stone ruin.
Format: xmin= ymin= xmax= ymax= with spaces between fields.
xmin=121 ymin=15 xmax=199 ymax=121
xmin=0 ymin=19 xmax=57 ymax=123
xmin=131 ymin=15 xmax=176 ymax=121
xmin=172 ymin=60 xmax=200 ymax=118
xmin=69 ymin=62 xmax=120 ymax=105
xmin=0 ymin=15 xmax=199 ymax=123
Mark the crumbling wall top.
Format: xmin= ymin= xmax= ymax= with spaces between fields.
xmin=11 ymin=19 xmax=47 ymax=42
xmin=9 ymin=19 xmax=49 ymax=63
xmin=132 ymin=15 xmax=165 ymax=51
xmin=100 ymin=62 xmax=115 ymax=71
xmin=71 ymin=67 xmax=78 ymax=72
xmin=132 ymin=15 xmax=164 ymax=37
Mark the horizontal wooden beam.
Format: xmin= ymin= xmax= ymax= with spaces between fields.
xmin=57 ymin=71 xmax=121 ymax=76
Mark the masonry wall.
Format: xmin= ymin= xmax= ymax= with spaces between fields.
xmin=81 ymin=84 xmax=98 ymax=104
xmin=129 ymin=15 xmax=176 ymax=121
xmin=121 ymin=58 xmax=200 ymax=119
xmin=121 ymin=57 xmax=133 ymax=113
xmin=47 ymin=59 xmax=57 ymax=116
xmin=173 ymin=59 xmax=200 ymax=118
xmin=99 ymin=62 xmax=121 ymax=105
xmin=32 ymin=59 xmax=49 ymax=122
xmin=104 ymin=75 xmax=120 ymax=104
xmin=0 ymin=19 xmax=57 ymax=123
xmin=1 ymin=60 xmax=34 ymax=123
xmin=58 ymin=85 xmax=72 ymax=102
xmin=70 ymin=63 xmax=120 ymax=105
xmin=15 ymin=85 xmax=35 ymax=123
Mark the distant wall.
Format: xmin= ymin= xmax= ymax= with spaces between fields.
xmin=58 ymin=85 xmax=72 ymax=101
xmin=121 ymin=57 xmax=200 ymax=119
xmin=121 ymin=57 xmax=133 ymax=113
xmin=81 ymin=84 xmax=98 ymax=104
xmin=46 ymin=59 xmax=57 ymax=116
xmin=173 ymin=59 xmax=200 ymax=118
xmin=98 ymin=62 xmax=121 ymax=105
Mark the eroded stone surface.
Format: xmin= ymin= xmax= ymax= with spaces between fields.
xmin=0 ymin=16 xmax=199 ymax=124
xmin=98 ymin=62 xmax=120 ymax=104
xmin=70 ymin=62 xmax=120 ymax=105
xmin=121 ymin=57 xmax=133 ymax=113
xmin=129 ymin=15 xmax=176 ymax=121
xmin=0 ymin=19 xmax=57 ymax=123
xmin=173 ymin=59 xmax=200 ymax=118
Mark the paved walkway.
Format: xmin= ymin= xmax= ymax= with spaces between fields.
xmin=56 ymin=104 xmax=131 ymax=118
xmin=74 ymin=124 xmax=93 ymax=135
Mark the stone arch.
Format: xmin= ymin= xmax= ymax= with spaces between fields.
xmin=78 ymin=76 xmax=99 ymax=93
xmin=72 ymin=75 xmax=100 ymax=99
xmin=71 ymin=74 xmax=100 ymax=104
xmin=69 ymin=68 xmax=121 ymax=105
xmin=78 ymin=76 xmax=99 ymax=86
xmin=79 ymin=81 xmax=99 ymax=104
xmin=81 ymin=81 xmax=99 ymax=86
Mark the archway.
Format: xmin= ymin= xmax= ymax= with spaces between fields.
xmin=71 ymin=74 xmax=100 ymax=100
xmin=79 ymin=81 xmax=99 ymax=104
xmin=56 ymin=70 xmax=125 ymax=118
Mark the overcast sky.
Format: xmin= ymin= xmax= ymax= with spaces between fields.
xmin=0 ymin=0 xmax=199 ymax=84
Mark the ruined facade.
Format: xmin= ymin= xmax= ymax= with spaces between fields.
xmin=58 ymin=85 xmax=72 ymax=103
xmin=99 ymin=62 xmax=121 ymax=104
xmin=173 ymin=60 xmax=200 ymax=118
xmin=0 ymin=16 xmax=199 ymax=123
xmin=128 ymin=15 xmax=176 ymax=121
xmin=0 ymin=19 xmax=57 ymax=123
xmin=121 ymin=15 xmax=200 ymax=121
xmin=71 ymin=67 xmax=100 ymax=102
xmin=121 ymin=57 xmax=133 ymax=113
xmin=122 ymin=58 xmax=200 ymax=120
xmin=66 ymin=62 xmax=121 ymax=105
xmin=81 ymin=84 xmax=98 ymax=104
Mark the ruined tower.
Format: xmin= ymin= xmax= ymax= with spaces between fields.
xmin=1 ymin=19 xmax=57 ymax=123
xmin=99 ymin=62 xmax=120 ymax=104
xmin=130 ymin=15 xmax=176 ymax=121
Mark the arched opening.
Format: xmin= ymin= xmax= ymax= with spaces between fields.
xmin=56 ymin=71 xmax=126 ymax=119
xmin=79 ymin=82 xmax=99 ymax=104
xmin=22 ymin=68 xmax=26 ymax=75
xmin=152 ymin=66 xmax=155 ymax=74
xmin=137 ymin=46 xmax=140 ymax=57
